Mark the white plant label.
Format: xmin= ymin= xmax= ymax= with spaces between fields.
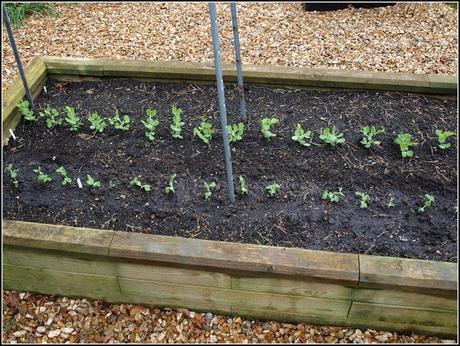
xmin=43 ymin=85 xmax=47 ymax=93
xmin=77 ymin=178 xmax=83 ymax=189
xmin=9 ymin=129 xmax=16 ymax=140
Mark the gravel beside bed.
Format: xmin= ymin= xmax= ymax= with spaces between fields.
xmin=1 ymin=3 xmax=457 ymax=92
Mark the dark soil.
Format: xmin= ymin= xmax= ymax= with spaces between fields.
xmin=3 ymin=79 xmax=458 ymax=262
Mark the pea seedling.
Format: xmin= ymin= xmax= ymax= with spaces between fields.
xmin=64 ymin=106 xmax=82 ymax=132
xmin=55 ymin=166 xmax=73 ymax=186
xmin=171 ymin=106 xmax=185 ymax=139
xmin=88 ymin=112 xmax=107 ymax=133
xmin=227 ymin=122 xmax=245 ymax=143
xmin=130 ymin=177 xmax=152 ymax=192
xmin=165 ymin=173 xmax=177 ymax=194
xmin=5 ymin=163 xmax=20 ymax=188
xmin=34 ymin=167 xmax=52 ymax=184
xmin=109 ymin=111 xmax=130 ymax=131
xmin=291 ymin=123 xmax=312 ymax=147
xmin=261 ymin=118 xmax=279 ymax=140
xmin=319 ymin=126 xmax=345 ymax=147
xmin=360 ymin=126 xmax=385 ymax=149
xmin=109 ymin=180 xmax=115 ymax=189
xmin=204 ymin=181 xmax=216 ymax=200
xmin=394 ymin=133 xmax=417 ymax=158
xmin=86 ymin=174 xmax=101 ymax=188
xmin=194 ymin=119 xmax=214 ymax=144
xmin=386 ymin=197 xmax=396 ymax=209
xmin=239 ymin=175 xmax=249 ymax=195
xmin=17 ymin=100 xmax=37 ymax=121
xmin=417 ymin=194 xmax=434 ymax=214
xmin=355 ymin=191 xmax=370 ymax=209
xmin=321 ymin=188 xmax=344 ymax=203
xmin=142 ymin=107 xmax=160 ymax=141
xmin=266 ymin=182 xmax=280 ymax=197
xmin=435 ymin=129 xmax=455 ymax=150
xmin=40 ymin=106 xmax=62 ymax=128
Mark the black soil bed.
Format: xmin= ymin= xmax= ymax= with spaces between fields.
xmin=3 ymin=79 xmax=458 ymax=262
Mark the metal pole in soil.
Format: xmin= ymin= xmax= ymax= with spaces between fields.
xmin=230 ymin=2 xmax=247 ymax=122
xmin=209 ymin=2 xmax=235 ymax=202
xmin=2 ymin=5 xmax=34 ymax=108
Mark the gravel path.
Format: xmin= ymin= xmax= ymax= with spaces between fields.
xmin=2 ymin=3 xmax=457 ymax=92
xmin=2 ymin=291 xmax=456 ymax=344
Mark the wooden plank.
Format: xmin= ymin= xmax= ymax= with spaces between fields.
xmin=3 ymin=264 xmax=122 ymax=302
xmin=352 ymin=287 xmax=457 ymax=311
xmin=118 ymin=277 xmax=351 ymax=318
xmin=427 ymin=74 xmax=457 ymax=95
xmin=2 ymin=57 xmax=47 ymax=126
xmin=115 ymin=261 xmax=231 ymax=289
xmin=3 ymin=220 xmax=115 ymax=256
xmin=3 ymin=245 xmax=118 ymax=276
xmin=42 ymin=56 xmax=104 ymax=76
xmin=348 ymin=301 xmax=457 ymax=329
xmin=109 ymin=231 xmax=359 ymax=286
xmin=359 ymin=254 xmax=457 ymax=296
xmin=231 ymin=275 xmax=352 ymax=300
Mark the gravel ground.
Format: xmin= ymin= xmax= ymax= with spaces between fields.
xmin=2 ymin=291 xmax=457 ymax=344
xmin=1 ymin=2 xmax=457 ymax=92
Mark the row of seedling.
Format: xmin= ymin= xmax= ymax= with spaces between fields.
xmin=18 ymin=101 xmax=456 ymax=157
xmin=5 ymin=163 xmax=455 ymax=214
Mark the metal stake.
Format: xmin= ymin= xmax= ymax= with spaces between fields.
xmin=209 ymin=2 xmax=235 ymax=202
xmin=230 ymin=3 xmax=247 ymax=122
xmin=2 ymin=5 xmax=34 ymax=108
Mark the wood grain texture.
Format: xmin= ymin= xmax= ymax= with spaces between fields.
xmin=359 ymin=254 xmax=457 ymax=296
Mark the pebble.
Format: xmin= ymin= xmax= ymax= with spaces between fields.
xmin=36 ymin=326 xmax=46 ymax=333
xmin=47 ymin=329 xmax=61 ymax=338
xmin=12 ymin=330 xmax=27 ymax=337
xmin=205 ymin=312 xmax=213 ymax=321
xmin=61 ymin=327 xmax=74 ymax=334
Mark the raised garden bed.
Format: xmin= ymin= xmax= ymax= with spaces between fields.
xmin=2 ymin=57 xmax=458 ymax=337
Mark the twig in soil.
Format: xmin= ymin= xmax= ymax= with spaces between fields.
xmin=365 ymin=244 xmax=375 ymax=254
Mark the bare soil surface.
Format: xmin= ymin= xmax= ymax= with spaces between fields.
xmin=2 ymin=79 xmax=458 ymax=262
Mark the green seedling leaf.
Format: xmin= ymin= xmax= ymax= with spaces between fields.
xmin=5 ymin=163 xmax=20 ymax=188
xmin=88 ymin=112 xmax=107 ymax=133
xmin=86 ymin=174 xmax=101 ymax=188
xmin=109 ymin=111 xmax=130 ymax=131
xmin=261 ymin=118 xmax=279 ymax=140
xmin=40 ymin=106 xmax=62 ymax=128
xmin=194 ymin=118 xmax=214 ymax=144
xmin=360 ymin=126 xmax=385 ymax=149
xmin=142 ymin=107 xmax=160 ymax=141
xmin=204 ymin=181 xmax=216 ymax=200
xmin=130 ymin=177 xmax=151 ymax=192
xmin=266 ymin=182 xmax=280 ymax=197
xmin=394 ymin=133 xmax=417 ymax=158
xmin=417 ymin=194 xmax=434 ymax=214
xmin=435 ymin=129 xmax=455 ymax=150
xmin=386 ymin=197 xmax=396 ymax=209
xmin=55 ymin=166 xmax=73 ymax=186
xmin=239 ymin=175 xmax=249 ymax=195
xmin=319 ymin=126 xmax=345 ymax=147
xmin=171 ymin=106 xmax=185 ymax=139
xmin=64 ymin=106 xmax=82 ymax=132
xmin=17 ymin=100 xmax=37 ymax=121
xmin=227 ymin=122 xmax=245 ymax=143
xmin=291 ymin=123 xmax=312 ymax=147
xmin=165 ymin=174 xmax=177 ymax=194
xmin=355 ymin=191 xmax=370 ymax=209
xmin=321 ymin=188 xmax=344 ymax=203
xmin=34 ymin=166 xmax=52 ymax=184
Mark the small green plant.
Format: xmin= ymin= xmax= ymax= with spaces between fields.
xmin=291 ymin=123 xmax=313 ymax=147
xmin=319 ymin=126 xmax=345 ymax=147
xmin=239 ymin=175 xmax=249 ymax=195
xmin=165 ymin=174 xmax=177 ymax=194
xmin=386 ymin=197 xmax=396 ymax=209
xmin=170 ymin=106 xmax=185 ymax=139
xmin=394 ymin=133 xmax=417 ymax=158
xmin=88 ymin=112 xmax=107 ymax=133
xmin=417 ymin=194 xmax=435 ymax=214
xmin=321 ymin=188 xmax=344 ymax=203
xmin=194 ymin=119 xmax=214 ymax=144
xmin=86 ymin=174 xmax=101 ymax=188
xmin=109 ymin=111 xmax=130 ymax=131
xmin=5 ymin=3 xmax=56 ymax=28
xmin=261 ymin=118 xmax=279 ymax=140
xmin=109 ymin=180 xmax=115 ymax=189
xmin=204 ymin=181 xmax=216 ymax=200
xmin=360 ymin=126 xmax=385 ymax=149
xmin=266 ymin=182 xmax=280 ymax=197
xmin=130 ymin=177 xmax=152 ymax=192
xmin=435 ymin=129 xmax=455 ymax=150
xmin=39 ymin=106 xmax=62 ymax=128
xmin=55 ymin=166 xmax=72 ymax=186
xmin=17 ymin=100 xmax=37 ymax=121
xmin=303 ymin=191 xmax=310 ymax=201
xmin=34 ymin=167 xmax=52 ymax=184
xmin=227 ymin=122 xmax=245 ymax=143
xmin=5 ymin=164 xmax=20 ymax=188
xmin=355 ymin=191 xmax=370 ymax=209
xmin=142 ymin=107 xmax=160 ymax=141
xmin=64 ymin=106 xmax=82 ymax=132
